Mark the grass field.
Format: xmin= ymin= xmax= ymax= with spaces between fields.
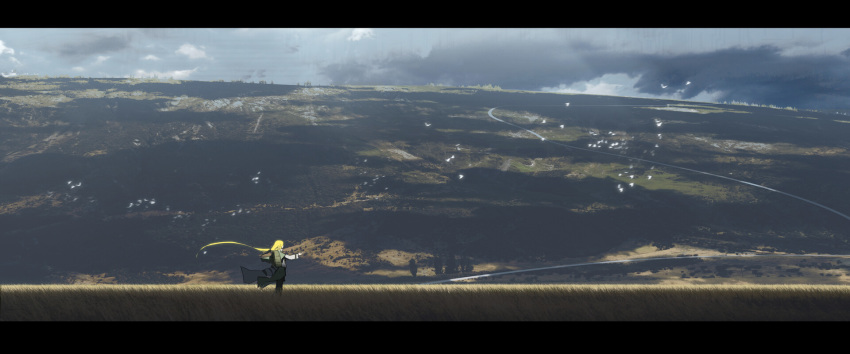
xmin=2 ymin=283 xmax=849 ymax=321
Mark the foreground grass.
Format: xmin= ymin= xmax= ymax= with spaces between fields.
xmin=3 ymin=284 xmax=850 ymax=321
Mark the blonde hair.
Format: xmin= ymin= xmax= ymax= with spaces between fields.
xmin=270 ymin=240 xmax=284 ymax=251
xmin=195 ymin=240 xmax=286 ymax=258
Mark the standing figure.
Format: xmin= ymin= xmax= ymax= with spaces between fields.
xmin=240 ymin=240 xmax=302 ymax=294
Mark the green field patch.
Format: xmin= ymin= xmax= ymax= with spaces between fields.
xmin=355 ymin=148 xmax=385 ymax=158
xmin=537 ymin=126 xmax=585 ymax=143
xmin=401 ymin=171 xmax=449 ymax=184
xmin=644 ymin=104 xmax=750 ymax=115
xmin=435 ymin=128 xmax=464 ymax=134
xmin=614 ymin=169 xmax=739 ymax=201
xmin=568 ymin=162 xmax=628 ymax=179
xmin=510 ymin=159 xmax=537 ymax=173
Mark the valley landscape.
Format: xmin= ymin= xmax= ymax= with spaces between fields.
xmin=2 ymin=76 xmax=850 ymax=319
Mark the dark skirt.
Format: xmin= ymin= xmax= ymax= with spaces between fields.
xmin=241 ymin=265 xmax=286 ymax=288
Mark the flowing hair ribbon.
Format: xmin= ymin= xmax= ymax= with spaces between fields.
xmin=195 ymin=241 xmax=271 ymax=259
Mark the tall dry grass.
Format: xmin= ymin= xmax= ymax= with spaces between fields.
xmin=2 ymin=284 xmax=849 ymax=321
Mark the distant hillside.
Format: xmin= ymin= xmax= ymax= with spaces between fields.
xmin=2 ymin=77 xmax=849 ymax=285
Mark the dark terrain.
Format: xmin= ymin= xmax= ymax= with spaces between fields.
xmin=1 ymin=77 xmax=849 ymax=285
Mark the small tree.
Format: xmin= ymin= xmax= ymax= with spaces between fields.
xmin=432 ymin=257 xmax=443 ymax=275
xmin=409 ymin=259 xmax=418 ymax=277
xmin=444 ymin=255 xmax=458 ymax=274
xmin=460 ymin=256 xmax=473 ymax=273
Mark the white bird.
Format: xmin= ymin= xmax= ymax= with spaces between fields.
xmin=560 ymin=125 xmax=564 ymax=129
xmin=647 ymin=175 xmax=653 ymax=180
xmin=458 ymin=174 xmax=464 ymax=179
xmin=661 ymin=84 xmax=668 ymax=89
xmin=425 ymin=122 xmax=431 ymax=127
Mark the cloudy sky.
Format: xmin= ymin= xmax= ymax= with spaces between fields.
xmin=2 ymin=28 xmax=850 ymax=110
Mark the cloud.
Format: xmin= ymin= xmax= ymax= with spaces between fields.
xmin=176 ymin=43 xmax=208 ymax=59
xmin=320 ymin=39 xmax=850 ymax=110
xmin=0 ymin=40 xmax=14 ymax=55
xmin=629 ymin=45 xmax=850 ymax=109
xmin=0 ymin=39 xmax=20 ymax=68
xmin=93 ymin=55 xmax=110 ymax=65
xmin=320 ymin=41 xmax=617 ymax=87
xmin=541 ymin=73 xmax=638 ymax=97
xmin=133 ymin=68 xmax=198 ymax=80
xmin=347 ymin=28 xmax=374 ymax=42
xmin=142 ymin=54 xmax=161 ymax=61
xmin=57 ymin=35 xmax=129 ymax=61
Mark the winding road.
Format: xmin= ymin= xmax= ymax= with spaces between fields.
xmin=487 ymin=106 xmax=850 ymax=222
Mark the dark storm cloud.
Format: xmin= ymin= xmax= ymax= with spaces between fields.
xmin=56 ymin=35 xmax=131 ymax=61
xmin=320 ymin=41 xmax=850 ymax=110
xmin=633 ymin=45 xmax=850 ymax=110
xmin=320 ymin=41 xmax=623 ymax=88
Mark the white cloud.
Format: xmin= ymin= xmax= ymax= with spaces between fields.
xmin=176 ymin=43 xmax=208 ymax=59
xmin=541 ymin=73 xmax=726 ymax=104
xmin=133 ymin=68 xmax=198 ymax=80
xmin=347 ymin=28 xmax=374 ymax=42
xmin=0 ymin=40 xmax=14 ymax=55
xmin=541 ymin=73 xmax=641 ymax=97
xmin=94 ymin=55 xmax=110 ymax=65
xmin=0 ymin=40 xmax=19 ymax=68
xmin=72 ymin=66 xmax=85 ymax=72
xmin=142 ymin=54 xmax=161 ymax=61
